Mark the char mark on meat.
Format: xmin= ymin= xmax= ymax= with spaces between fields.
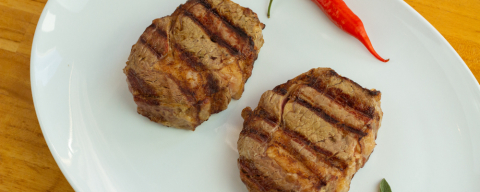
xmin=280 ymin=128 xmax=350 ymax=171
xmin=124 ymin=0 xmax=264 ymax=130
xmin=237 ymin=68 xmax=383 ymax=192
xmin=238 ymin=157 xmax=283 ymax=192
xmin=294 ymin=98 xmax=367 ymax=137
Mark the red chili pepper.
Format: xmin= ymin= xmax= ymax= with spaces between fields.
xmin=312 ymin=0 xmax=389 ymax=62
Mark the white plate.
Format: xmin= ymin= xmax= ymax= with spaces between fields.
xmin=31 ymin=0 xmax=480 ymax=191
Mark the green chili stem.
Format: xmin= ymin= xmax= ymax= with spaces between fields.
xmin=267 ymin=0 xmax=273 ymax=18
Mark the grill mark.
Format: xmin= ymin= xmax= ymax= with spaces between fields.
xmin=151 ymin=24 xmax=168 ymax=38
xmin=326 ymin=88 xmax=376 ymax=119
xmin=254 ymin=107 xmax=278 ymax=125
xmin=127 ymin=69 xmax=158 ymax=97
xmin=298 ymin=91 xmax=372 ymax=125
xmin=294 ymin=98 xmax=367 ymax=137
xmin=139 ymin=37 xmax=164 ymax=60
xmin=128 ymin=69 xmax=200 ymax=122
xmin=273 ymin=85 xmax=288 ymax=95
xmin=127 ymin=66 xmax=200 ymax=112
xmin=195 ymin=0 xmax=256 ymax=55
xmin=138 ymin=23 xmax=168 ymax=60
xmin=210 ymin=87 xmax=230 ymax=114
xmin=174 ymin=44 xmax=207 ymax=71
xmin=164 ymin=73 xmax=201 ymax=123
xmin=205 ymin=72 xmax=220 ymax=96
xmin=182 ymin=10 xmax=239 ymax=56
xmin=173 ymin=42 xmax=222 ymax=117
xmin=240 ymin=123 xmax=271 ymax=143
xmin=307 ymin=80 xmax=375 ymax=119
xmin=163 ymin=73 xmax=196 ymax=104
xmin=304 ymin=74 xmax=376 ymax=119
xmin=273 ymin=81 xmax=294 ymax=96
xmin=367 ymin=89 xmax=381 ymax=96
xmin=204 ymin=71 xmax=224 ymax=114
xmin=133 ymin=95 xmax=160 ymax=106
xmin=269 ymin=143 xmax=327 ymax=190
xmin=238 ymin=157 xmax=283 ymax=191
xmin=328 ymin=69 xmax=380 ymax=97
xmin=146 ymin=23 xmax=168 ymax=39
xmin=272 ymin=138 xmax=329 ymax=184
xmin=281 ymin=128 xmax=349 ymax=171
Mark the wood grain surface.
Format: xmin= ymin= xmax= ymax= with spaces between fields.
xmin=0 ymin=0 xmax=479 ymax=191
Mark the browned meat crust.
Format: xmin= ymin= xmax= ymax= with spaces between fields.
xmin=124 ymin=0 xmax=264 ymax=130
xmin=237 ymin=68 xmax=383 ymax=192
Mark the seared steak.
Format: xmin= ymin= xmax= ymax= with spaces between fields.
xmin=237 ymin=68 xmax=383 ymax=192
xmin=124 ymin=0 xmax=264 ymax=130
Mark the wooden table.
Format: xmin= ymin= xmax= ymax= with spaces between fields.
xmin=0 ymin=0 xmax=479 ymax=191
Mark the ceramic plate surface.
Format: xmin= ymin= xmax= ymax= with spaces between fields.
xmin=31 ymin=0 xmax=480 ymax=191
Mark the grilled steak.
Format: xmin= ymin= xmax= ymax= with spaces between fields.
xmin=124 ymin=0 xmax=264 ymax=130
xmin=237 ymin=68 xmax=383 ymax=192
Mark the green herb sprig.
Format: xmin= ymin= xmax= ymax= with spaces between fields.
xmin=267 ymin=0 xmax=273 ymax=18
xmin=380 ymin=178 xmax=392 ymax=192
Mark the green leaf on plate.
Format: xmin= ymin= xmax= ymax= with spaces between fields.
xmin=380 ymin=178 xmax=392 ymax=192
